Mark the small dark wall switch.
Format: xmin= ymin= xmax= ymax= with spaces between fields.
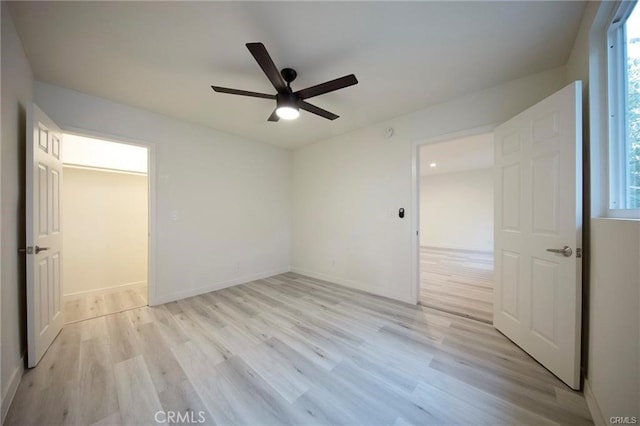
xmin=399 ymin=208 xmax=405 ymax=218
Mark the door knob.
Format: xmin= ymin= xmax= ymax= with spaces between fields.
xmin=546 ymin=246 xmax=572 ymax=257
xmin=35 ymin=246 xmax=49 ymax=254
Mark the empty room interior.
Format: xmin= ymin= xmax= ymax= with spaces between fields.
xmin=418 ymin=133 xmax=494 ymax=323
xmin=1 ymin=1 xmax=639 ymax=426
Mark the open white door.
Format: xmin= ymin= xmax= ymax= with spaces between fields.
xmin=494 ymin=81 xmax=582 ymax=389
xmin=26 ymin=104 xmax=64 ymax=368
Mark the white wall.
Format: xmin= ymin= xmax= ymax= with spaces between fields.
xmin=291 ymin=66 xmax=568 ymax=303
xmin=34 ymin=81 xmax=291 ymax=305
xmin=588 ymin=219 xmax=640 ymax=422
xmin=420 ymin=169 xmax=493 ymax=252
xmin=63 ymin=167 xmax=148 ymax=298
xmin=1 ymin=3 xmax=32 ymax=419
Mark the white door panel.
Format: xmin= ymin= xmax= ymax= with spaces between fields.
xmin=494 ymin=82 xmax=582 ymax=389
xmin=26 ymin=104 xmax=64 ymax=368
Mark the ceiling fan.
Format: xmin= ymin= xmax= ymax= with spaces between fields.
xmin=211 ymin=42 xmax=358 ymax=122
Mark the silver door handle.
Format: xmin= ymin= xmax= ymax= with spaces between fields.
xmin=546 ymin=246 xmax=572 ymax=257
xmin=35 ymin=246 xmax=49 ymax=254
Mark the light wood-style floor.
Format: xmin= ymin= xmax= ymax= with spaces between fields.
xmin=63 ymin=286 xmax=147 ymax=324
xmin=6 ymin=273 xmax=592 ymax=425
xmin=420 ymin=247 xmax=494 ymax=323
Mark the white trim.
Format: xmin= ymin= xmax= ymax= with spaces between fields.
xmin=55 ymin=125 xmax=158 ymax=309
xmin=606 ymin=208 xmax=640 ymax=219
xmin=589 ymin=1 xmax=618 ymax=218
xmin=606 ymin=0 xmax=640 ymax=213
xmin=584 ymin=379 xmax=607 ymax=426
xmin=410 ymin=124 xmax=497 ymax=305
xmin=291 ymin=266 xmax=415 ymax=305
xmin=151 ymin=267 xmax=291 ymax=306
xmin=63 ymin=281 xmax=147 ymax=302
xmin=1 ymin=357 xmax=24 ymax=424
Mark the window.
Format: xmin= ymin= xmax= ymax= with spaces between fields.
xmin=608 ymin=1 xmax=640 ymax=214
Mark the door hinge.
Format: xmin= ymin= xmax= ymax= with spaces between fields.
xmin=576 ymin=248 xmax=582 ymax=258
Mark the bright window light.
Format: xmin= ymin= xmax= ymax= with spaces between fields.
xmin=608 ymin=1 xmax=640 ymax=212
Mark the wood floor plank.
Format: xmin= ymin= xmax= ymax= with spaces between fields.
xmin=114 ymin=355 xmax=164 ymax=425
xmin=171 ymin=308 xmax=233 ymax=365
xmin=134 ymin=322 xmax=189 ymax=394
xmin=126 ymin=306 xmax=155 ymax=327
xmin=133 ymin=322 xmax=213 ymax=424
xmin=77 ymin=337 xmax=119 ymax=424
xmin=272 ymin=325 xmax=343 ymax=371
xmin=89 ymin=411 xmax=122 ymax=426
xmin=6 ymin=272 xmax=592 ymax=426
xmin=214 ymin=356 xmax=303 ymax=425
xmin=429 ymin=357 xmax=592 ymax=425
xmin=105 ymin=311 xmax=141 ymax=364
xmin=420 ymin=247 xmax=494 ymax=322
xmin=411 ymin=381 xmax=504 ymax=425
xmin=64 ymin=286 xmax=147 ymax=324
xmin=145 ymin=305 xmax=191 ymax=347
xmin=415 ymin=364 xmax=558 ymax=425
xmin=79 ymin=315 xmax=109 ymax=342
xmin=321 ymin=360 xmax=437 ymax=425
xmin=239 ymin=338 xmax=312 ymax=403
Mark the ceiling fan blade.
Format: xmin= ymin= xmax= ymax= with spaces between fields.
xmin=294 ymin=74 xmax=358 ymax=100
xmin=246 ymin=42 xmax=288 ymax=93
xmin=299 ymin=101 xmax=339 ymax=120
xmin=211 ymin=86 xmax=275 ymax=99
xmin=267 ymin=109 xmax=280 ymax=122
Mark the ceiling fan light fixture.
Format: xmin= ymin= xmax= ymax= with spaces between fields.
xmin=275 ymin=93 xmax=300 ymax=120
xmin=211 ymin=42 xmax=357 ymax=122
xmin=276 ymin=105 xmax=300 ymax=120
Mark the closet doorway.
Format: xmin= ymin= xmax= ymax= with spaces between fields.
xmin=61 ymin=134 xmax=149 ymax=323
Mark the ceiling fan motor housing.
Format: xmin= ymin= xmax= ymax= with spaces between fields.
xmin=277 ymin=92 xmax=299 ymax=109
xmin=281 ymin=68 xmax=297 ymax=85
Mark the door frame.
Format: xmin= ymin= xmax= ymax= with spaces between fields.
xmin=410 ymin=124 xmax=498 ymax=305
xmin=60 ymin=126 xmax=158 ymax=306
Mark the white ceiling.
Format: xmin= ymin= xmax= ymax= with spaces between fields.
xmin=8 ymin=1 xmax=585 ymax=149
xmin=420 ymin=133 xmax=493 ymax=176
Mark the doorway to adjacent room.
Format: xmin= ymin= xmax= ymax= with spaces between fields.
xmin=417 ymin=132 xmax=494 ymax=323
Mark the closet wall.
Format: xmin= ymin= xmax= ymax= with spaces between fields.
xmin=62 ymin=134 xmax=148 ymax=299
xmin=62 ymin=166 xmax=148 ymax=299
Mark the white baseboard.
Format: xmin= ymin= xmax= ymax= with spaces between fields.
xmin=1 ymin=356 xmax=24 ymax=424
xmin=584 ymin=378 xmax=606 ymax=426
xmin=149 ymin=267 xmax=290 ymax=306
xmin=290 ymin=266 xmax=414 ymax=305
xmin=63 ymin=280 xmax=147 ymax=302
